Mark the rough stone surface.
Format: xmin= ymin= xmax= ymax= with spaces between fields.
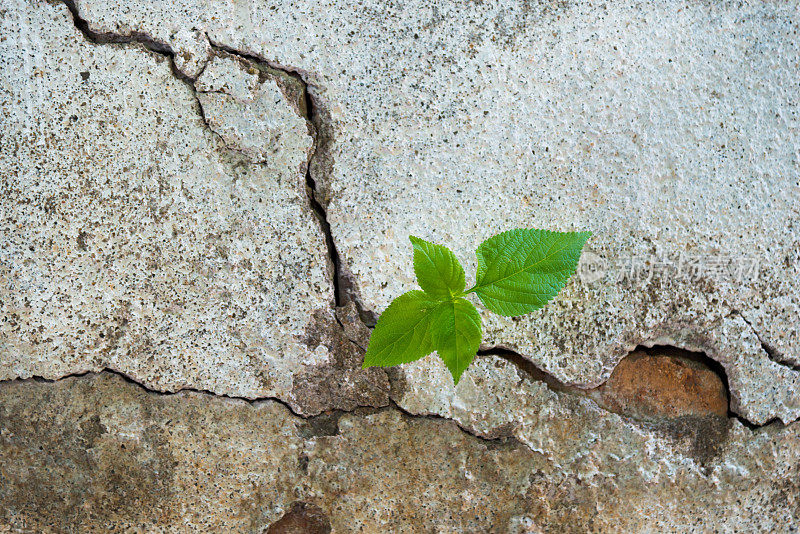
xmin=294 ymin=302 xmax=389 ymax=414
xmin=266 ymin=502 xmax=331 ymax=534
xmin=592 ymin=352 xmax=728 ymax=419
xmin=586 ymin=350 xmax=729 ymax=420
xmin=0 ymin=373 xmax=305 ymax=532
xmin=66 ymin=0 xmax=800 ymax=425
xmin=0 ymin=0 xmax=389 ymax=415
xmin=172 ymin=28 xmax=211 ymax=79
xmin=2 ymin=373 xmax=800 ymax=532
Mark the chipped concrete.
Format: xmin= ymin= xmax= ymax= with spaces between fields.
xmin=194 ymin=52 xmax=312 ymax=164
xmin=171 ymin=28 xmax=211 ymax=79
xmin=0 ymin=0 xmax=388 ymax=416
xmin=293 ymin=303 xmax=389 ymax=414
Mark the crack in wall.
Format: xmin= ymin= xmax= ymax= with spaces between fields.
xmin=57 ymin=0 xmax=543 ymax=429
xmin=8 ymin=367 xmax=306 ymax=417
xmin=0 ymin=369 xmax=521 ymax=447
xmin=737 ymin=310 xmax=800 ymax=372
xmin=204 ymin=36 xmax=377 ymax=326
xmin=61 ymin=0 xmax=244 ymax=158
xmin=56 ymin=0 xmax=388 ymax=415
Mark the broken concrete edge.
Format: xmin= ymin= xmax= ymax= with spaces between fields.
xmin=477 ymin=342 xmax=800 ymax=431
xmin=59 ymin=1 xmax=262 ymax=161
xmin=52 ymin=0 xmax=797 ymax=438
xmin=63 ymin=0 xmax=376 ymax=324
xmin=0 ymin=369 xmax=521 ymax=447
xmin=203 ymin=26 xmax=376 ymax=325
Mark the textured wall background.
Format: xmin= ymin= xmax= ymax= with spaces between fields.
xmin=1 ymin=0 xmax=799 ymax=531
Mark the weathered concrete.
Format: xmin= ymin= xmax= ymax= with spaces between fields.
xmin=1 ymin=373 xmax=799 ymax=532
xmin=64 ymin=0 xmax=800 ymax=425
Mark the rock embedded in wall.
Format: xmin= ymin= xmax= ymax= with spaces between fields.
xmin=587 ymin=349 xmax=729 ymax=420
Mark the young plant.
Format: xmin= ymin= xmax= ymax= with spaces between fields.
xmin=363 ymin=228 xmax=591 ymax=383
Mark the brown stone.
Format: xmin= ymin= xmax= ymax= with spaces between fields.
xmin=294 ymin=303 xmax=390 ymax=415
xmin=266 ymin=502 xmax=331 ymax=534
xmin=590 ymin=351 xmax=729 ymax=420
xmin=1 ymin=372 xmax=799 ymax=532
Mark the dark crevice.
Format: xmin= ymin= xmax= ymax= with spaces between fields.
xmin=205 ymin=37 xmax=375 ymax=325
xmin=204 ymin=42 xmax=347 ymax=310
xmin=761 ymin=342 xmax=800 ymax=372
xmin=60 ymin=0 xmax=238 ymax=158
xmin=61 ymin=0 xmax=192 ymax=83
xmin=0 ymin=370 xmax=523 ymax=447
xmin=387 ymin=399 xmax=521 ymax=445
xmin=9 ymin=367 xmax=305 ymax=417
xmin=205 ymin=37 xmax=310 ymax=88
xmin=737 ymin=310 xmax=800 ymax=372
xmin=478 ymin=345 xmax=575 ymax=395
xmin=294 ymin=399 xmax=521 ymax=445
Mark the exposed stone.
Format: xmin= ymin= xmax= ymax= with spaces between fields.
xmin=293 ymin=302 xmax=389 ymax=415
xmin=587 ymin=349 xmax=729 ymax=421
xmin=265 ymin=502 xmax=331 ymax=534
xmin=67 ymin=0 xmax=800 ymax=427
xmin=392 ymin=353 xmax=731 ymax=466
xmin=1 ymin=373 xmax=800 ymax=532
xmin=0 ymin=374 xmax=304 ymax=532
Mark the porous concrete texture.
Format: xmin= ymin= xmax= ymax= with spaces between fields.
xmin=2 ymin=0 xmax=800 ymax=530
xmin=0 ymin=0 xmax=388 ymax=416
xmin=2 ymin=372 xmax=799 ymax=532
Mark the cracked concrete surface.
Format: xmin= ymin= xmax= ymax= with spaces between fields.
xmin=2 ymin=0 xmax=800 ymax=530
xmin=0 ymin=0 xmax=389 ymax=416
xmin=58 ymin=0 xmax=800 ymax=425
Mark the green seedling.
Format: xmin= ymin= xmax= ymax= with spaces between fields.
xmin=363 ymin=228 xmax=591 ymax=383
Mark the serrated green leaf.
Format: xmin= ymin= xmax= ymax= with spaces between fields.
xmin=363 ymin=290 xmax=441 ymax=367
xmin=409 ymin=235 xmax=465 ymax=298
xmin=429 ymin=297 xmax=481 ymax=384
xmin=472 ymin=228 xmax=591 ymax=317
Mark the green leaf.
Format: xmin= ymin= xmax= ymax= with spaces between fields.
xmin=409 ymin=236 xmax=465 ymax=298
xmin=363 ymin=290 xmax=441 ymax=367
xmin=472 ymin=229 xmax=591 ymax=316
xmin=429 ymin=298 xmax=482 ymax=384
